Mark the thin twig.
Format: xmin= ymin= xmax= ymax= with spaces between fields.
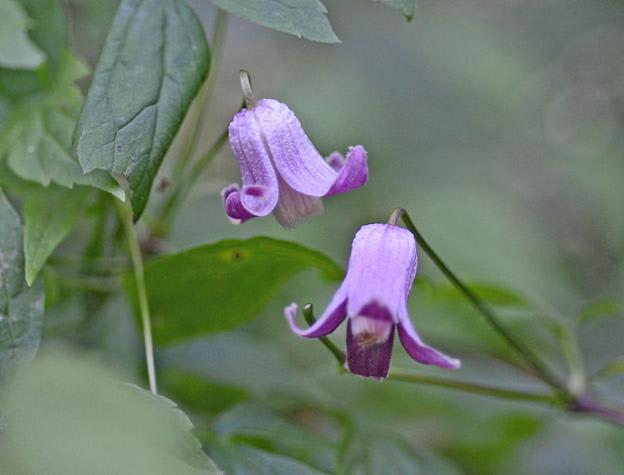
xmin=303 ymin=304 xmax=346 ymax=365
xmin=115 ymin=200 xmax=158 ymax=395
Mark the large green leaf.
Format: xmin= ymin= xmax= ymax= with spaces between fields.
xmin=0 ymin=190 xmax=44 ymax=376
xmin=207 ymin=0 xmax=339 ymax=43
xmin=0 ymin=53 xmax=125 ymax=198
xmin=23 ymin=185 xmax=89 ymax=285
xmin=75 ymin=0 xmax=211 ymax=218
xmin=0 ymin=0 xmax=45 ymax=69
xmin=371 ymin=0 xmax=416 ymax=20
xmin=141 ymin=237 xmax=343 ymax=345
xmin=1 ymin=351 xmax=221 ymax=474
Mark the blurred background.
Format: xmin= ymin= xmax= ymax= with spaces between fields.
xmin=33 ymin=0 xmax=624 ymax=472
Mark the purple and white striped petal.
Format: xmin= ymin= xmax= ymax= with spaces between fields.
xmin=255 ymin=99 xmax=368 ymax=198
xmin=345 ymin=224 xmax=417 ymax=320
xmin=222 ymin=105 xmax=280 ymax=221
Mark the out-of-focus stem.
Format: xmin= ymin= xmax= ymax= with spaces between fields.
xmin=116 ymin=200 xmax=158 ymax=395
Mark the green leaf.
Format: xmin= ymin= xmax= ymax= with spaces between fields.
xmin=23 ymin=185 xmax=89 ymax=285
xmin=141 ymin=237 xmax=342 ymax=345
xmin=579 ymin=297 xmax=624 ymax=325
xmin=371 ymin=0 xmax=416 ymax=20
xmin=0 ymin=190 xmax=44 ymax=376
xmin=1 ymin=351 xmax=222 ymax=474
xmin=0 ymin=0 xmax=67 ymax=99
xmin=210 ymin=443 xmax=325 ymax=475
xmin=0 ymin=0 xmax=45 ymax=69
xmin=207 ymin=0 xmax=339 ymax=43
xmin=0 ymin=53 xmax=125 ymax=199
xmin=75 ymin=0 xmax=211 ymax=218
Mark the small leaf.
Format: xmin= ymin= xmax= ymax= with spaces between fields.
xmin=208 ymin=0 xmax=339 ymax=43
xmin=140 ymin=237 xmax=343 ymax=345
xmin=579 ymin=297 xmax=624 ymax=325
xmin=0 ymin=53 xmax=125 ymax=199
xmin=0 ymin=190 xmax=44 ymax=376
xmin=75 ymin=0 xmax=211 ymax=218
xmin=1 ymin=350 xmax=221 ymax=474
xmin=23 ymin=185 xmax=89 ymax=285
xmin=371 ymin=0 xmax=416 ymax=20
xmin=0 ymin=0 xmax=45 ymax=69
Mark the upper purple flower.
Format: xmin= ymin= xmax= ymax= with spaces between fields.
xmin=221 ymin=99 xmax=369 ymax=228
xmin=285 ymin=223 xmax=460 ymax=379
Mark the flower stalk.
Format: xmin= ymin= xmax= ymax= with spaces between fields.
xmin=390 ymin=208 xmax=568 ymax=396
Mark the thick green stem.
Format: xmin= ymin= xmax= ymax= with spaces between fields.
xmin=390 ymin=208 xmax=568 ymax=397
xmin=116 ymin=200 xmax=158 ymax=395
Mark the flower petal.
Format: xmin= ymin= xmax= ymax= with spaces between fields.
xmin=255 ymin=99 xmax=336 ymax=197
xmin=345 ymin=224 xmax=417 ymax=320
xmin=346 ymin=302 xmax=395 ymax=379
xmin=397 ymin=310 xmax=461 ymax=369
xmin=285 ymin=282 xmax=348 ymax=338
xmin=221 ymin=184 xmax=274 ymax=223
xmin=226 ymin=105 xmax=279 ymax=218
xmin=273 ymin=176 xmax=324 ymax=228
xmin=326 ymin=145 xmax=369 ymax=196
xmin=325 ymin=151 xmax=344 ymax=172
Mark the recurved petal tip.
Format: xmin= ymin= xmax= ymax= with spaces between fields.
xmin=397 ymin=317 xmax=461 ymax=370
xmin=326 ymin=145 xmax=369 ymax=196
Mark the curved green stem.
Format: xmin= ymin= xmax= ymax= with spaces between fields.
xmin=116 ymin=200 xmax=158 ymax=395
xmin=389 ymin=208 xmax=568 ymax=397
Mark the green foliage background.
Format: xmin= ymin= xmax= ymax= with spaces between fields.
xmin=1 ymin=0 xmax=624 ymax=473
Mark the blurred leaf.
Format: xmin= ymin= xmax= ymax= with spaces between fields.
xmin=0 ymin=53 xmax=125 ymax=199
xmin=213 ymin=403 xmax=336 ymax=472
xmin=141 ymin=237 xmax=343 ymax=345
xmin=161 ymin=370 xmax=248 ymax=415
xmin=210 ymin=442 xmax=325 ymax=475
xmin=161 ymin=332 xmax=307 ymax=395
xmin=421 ymin=279 xmax=528 ymax=307
xmin=371 ymin=0 xmax=416 ymax=20
xmin=590 ymin=356 xmax=624 ymax=381
xmin=207 ymin=0 xmax=339 ymax=43
xmin=23 ymin=185 xmax=89 ymax=285
xmin=343 ymin=432 xmax=462 ymax=475
xmin=579 ymin=297 xmax=624 ymax=325
xmin=1 ymin=351 xmax=222 ymax=474
xmin=75 ymin=0 xmax=210 ymax=218
xmin=0 ymin=190 xmax=44 ymax=376
xmin=0 ymin=0 xmax=68 ymax=99
xmin=0 ymin=0 xmax=45 ymax=69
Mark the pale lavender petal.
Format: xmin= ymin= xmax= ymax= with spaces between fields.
xmin=226 ymin=105 xmax=279 ymax=218
xmin=285 ymin=282 xmax=348 ymax=338
xmin=346 ymin=301 xmax=395 ymax=379
xmin=345 ymin=224 xmax=417 ymax=320
xmin=273 ymin=176 xmax=324 ymax=228
xmin=397 ymin=310 xmax=461 ymax=369
xmin=254 ymin=99 xmax=336 ymax=196
xmin=326 ymin=145 xmax=369 ymax=196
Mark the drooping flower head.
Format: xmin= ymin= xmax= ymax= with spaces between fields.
xmin=285 ymin=223 xmax=460 ymax=378
xmin=222 ymin=98 xmax=368 ymax=228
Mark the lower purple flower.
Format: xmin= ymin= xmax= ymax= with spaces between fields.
xmin=285 ymin=223 xmax=460 ymax=379
xmin=221 ymin=98 xmax=368 ymax=228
